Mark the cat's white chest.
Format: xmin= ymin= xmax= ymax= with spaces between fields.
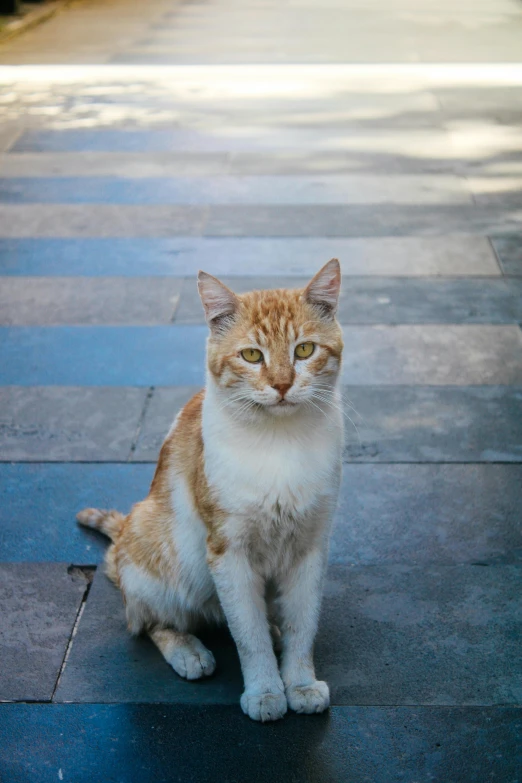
xmin=202 ymin=400 xmax=342 ymax=526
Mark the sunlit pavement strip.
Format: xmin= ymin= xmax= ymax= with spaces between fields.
xmin=0 ymin=0 xmax=521 ymax=780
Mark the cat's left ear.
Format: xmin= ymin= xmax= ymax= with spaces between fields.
xmin=304 ymin=258 xmax=341 ymax=317
xmin=198 ymin=271 xmax=239 ymax=333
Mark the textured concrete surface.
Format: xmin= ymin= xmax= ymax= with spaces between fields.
xmin=0 ymin=386 xmax=147 ymax=460
xmin=0 ymin=0 xmax=520 ymax=777
xmin=0 ymin=563 xmax=88 ymax=701
xmin=0 ymin=237 xmax=501 ymax=277
xmin=1 ymin=704 xmax=519 ymax=783
xmin=0 ymin=278 xmax=182 ymax=325
xmin=55 ymin=565 xmax=522 ymax=706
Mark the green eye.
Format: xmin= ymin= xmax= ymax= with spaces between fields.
xmin=295 ymin=342 xmax=315 ymax=359
xmin=241 ymin=348 xmax=263 ymax=363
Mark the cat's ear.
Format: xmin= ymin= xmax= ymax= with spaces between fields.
xmin=198 ymin=271 xmax=239 ymax=333
xmin=304 ymin=258 xmax=341 ymax=316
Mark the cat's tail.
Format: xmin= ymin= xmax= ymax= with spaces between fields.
xmin=76 ymin=508 xmax=125 ymax=542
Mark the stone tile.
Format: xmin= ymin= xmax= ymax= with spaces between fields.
xmin=332 ymin=464 xmax=522 ymax=566
xmin=0 ymin=237 xmax=500 ymax=277
xmin=318 ymin=565 xmax=522 ymax=706
xmin=0 ymin=387 xmax=147 ymax=461
xmin=55 ymin=570 xmax=242 ymax=705
xmin=1 ymin=705 xmax=519 ymax=783
xmin=174 ymin=277 xmax=522 ymax=324
xmin=0 ymin=563 xmax=88 ymax=701
xmin=55 ymin=565 xmax=522 ymax=706
xmin=136 ymin=386 xmax=522 ymax=465
xmin=2 ymin=325 xmax=521 ymax=386
xmin=492 ymin=236 xmax=522 ymax=275
xmin=200 ymin=204 xmax=522 ymax=238
xmin=0 ymin=463 xmax=154 ymax=563
xmin=0 ymin=203 xmax=520 ymax=238
xmin=340 ymin=325 xmax=522 ymax=385
xmin=0 ymin=326 xmax=209 ymax=386
xmin=0 ymin=205 xmax=207 ymax=238
xmin=0 ymin=175 xmax=473 ymax=205
xmin=132 ymin=386 xmax=199 ymax=460
xmin=0 ymin=278 xmax=182 ymax=325
xmin=341 ymin=386 xmax=522 ymax=463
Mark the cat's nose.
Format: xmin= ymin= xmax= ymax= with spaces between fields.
xmin=272 ymin=382 xmax=292 ymax=399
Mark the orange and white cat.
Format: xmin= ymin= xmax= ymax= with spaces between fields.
xmin=78 ymin=259 xmax=343 ymax=722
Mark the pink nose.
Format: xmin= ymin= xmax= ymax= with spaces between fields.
xmin=272 ymin=383 xmax=292 ymax=398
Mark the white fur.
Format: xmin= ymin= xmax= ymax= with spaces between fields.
xmin=200 ymin=373 xmax=343 ymax=721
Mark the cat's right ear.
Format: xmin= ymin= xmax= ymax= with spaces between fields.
xmin=197 ymin=271 xmax=239 ymax=333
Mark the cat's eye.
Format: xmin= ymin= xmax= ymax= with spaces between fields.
xmin=241 ymin=348 xmax=263 ymax=363
xmin=295 ymin=342 xmax=315 ymax=359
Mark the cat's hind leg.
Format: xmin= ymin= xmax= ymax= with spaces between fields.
xmin=149 ymin=627 xmax=216 ymax=680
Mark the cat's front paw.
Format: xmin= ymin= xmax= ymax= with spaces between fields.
xmin=286 ymin=680 xmax=330 ymax=714
xmin=240 ymin=688 xmax=288 ymax=722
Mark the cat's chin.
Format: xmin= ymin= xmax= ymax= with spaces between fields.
xmin=264 ymin=401 xmax=300 ymax=417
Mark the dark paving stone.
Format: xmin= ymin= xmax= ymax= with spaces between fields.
xmin=0 ymin=237 xmax=500 ymax=277
xmin=2 ymin=325 xmax=522 ymax=386
xmin=1 ymin=463 xmax=520 ymax=566
xmin=135 ymin=386 xmax=522 ymax=464
xmin=0 ymin=463 xmax=154 ymax=563
xmin=333 ymin=464 xmax=522 ymax=566
xmin=174 ymin=276 xmax=522 ymax=324
xmin=55 ymin=565 xmax=522 ymax=706
xmin=0 ymin=326 xmax=208 ymax=386
xmin=1 ymin=704 xmax=519 ymax=783
xmin=55 ymin=569 xmax=242 ymax=704
xmin=0 ymin=278 xmax=182 ymax=325
xmin=492 ymin=235 xmax=522 ymax=275
xmin=0 ymin=387 xmax=147 ymax=461
xmin=0 ymin=175 xmax=471 ymax=205
xmin=0 ymin=563 xmax=88 ymax=701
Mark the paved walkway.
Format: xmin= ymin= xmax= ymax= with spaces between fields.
xmin=0 ymin=0 xmax=521 ymax=781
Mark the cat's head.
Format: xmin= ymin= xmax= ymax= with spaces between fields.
xmin=197 ymin=260 xmax=343 ymax=418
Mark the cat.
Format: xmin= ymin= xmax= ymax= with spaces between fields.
xmin=77 ymin=258 xmax=344 ymax=722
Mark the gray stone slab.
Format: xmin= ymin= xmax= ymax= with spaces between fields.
xmin=0 ymin=237 xmax=500 ymax=277
xmin=174 ymin=276 xmax=522 ymax=324
xmin=0 ymin=563 xmax=88 ymax=702
xmin=2 ymin=704 xmax=519 ymax=783
xmin=0 ymin=175 xmax=473 ymax=205
xmin=134 ymin=386 xmax=522 ymax=464
xmin=55 ymin=569 xmax=242 ymax=705
xmin=0 ymin=463 xmax=154 ymax=563
xmin=492 ymin=236 xmax=522 ymax=275
xmin=332 ymin=464 xmax=522 ymax=566
xmin=318 ymin=565 xmax=522 ymax=706
xmin=0 ymin=278 xmax=182 ymax=325
xmin=55 ymin=564 xmax=522 ymax=705
xmin=0 ymin=203 xmax=520 ymax=238
xmin=0 ymin=387 xmax=146 ymax=461
xmin=339 ymin=325 xmax=522 ymax=385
